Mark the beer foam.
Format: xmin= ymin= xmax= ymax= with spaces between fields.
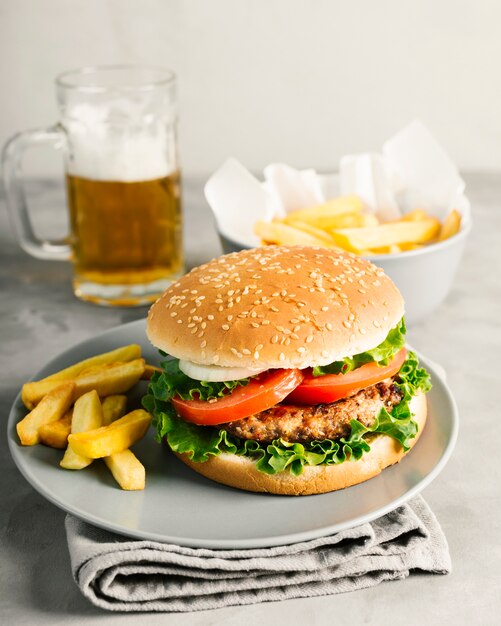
xmin=63 ymin=103 xmax=176 ymax=182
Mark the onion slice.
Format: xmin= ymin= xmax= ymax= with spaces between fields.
xmin=178 ymin=359 xmax=268 ymax=382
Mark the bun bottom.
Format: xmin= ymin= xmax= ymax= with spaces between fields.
xmin=174 ymin=393 xmax=427 ymax=496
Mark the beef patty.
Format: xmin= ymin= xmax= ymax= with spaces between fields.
xmin=223 ymin=379 xmax=402 ymax=443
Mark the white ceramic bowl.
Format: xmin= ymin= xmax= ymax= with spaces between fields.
xmin=217 ymin=223 xmax=471 ymax=325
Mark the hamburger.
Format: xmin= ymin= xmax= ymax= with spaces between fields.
xmin=143 ymin=246 xmax=431 ymax=495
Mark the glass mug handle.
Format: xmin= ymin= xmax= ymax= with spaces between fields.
xmin=2 ymin=124 xmax=71 ymax=260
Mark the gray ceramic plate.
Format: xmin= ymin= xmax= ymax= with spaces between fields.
xmin=8 ymin=319 xmax=458 ymax=548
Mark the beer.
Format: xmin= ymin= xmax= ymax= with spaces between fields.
xmin=3 ymin=66 xmax=183 ymax=305
xmin=66 ymin=172 xmax=183 ymax=305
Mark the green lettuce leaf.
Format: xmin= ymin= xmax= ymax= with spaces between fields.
xmin=148 ymin=358 xmax=250 ymax=403
xmin=312 ymin=317 xmax=406 ymax=376
xmin=143 ymin=350 xmax=431 ymax=476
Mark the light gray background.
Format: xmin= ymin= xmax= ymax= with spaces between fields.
xmin=1 ymin=0 xmax=501 ymax=175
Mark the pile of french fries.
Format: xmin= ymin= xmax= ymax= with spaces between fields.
xmin=17 ymin=344 xmax=161 ymax=491
xmin=255 ymin=195 xmax=462 ymax=255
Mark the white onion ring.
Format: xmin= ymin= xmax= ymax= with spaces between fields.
xmin=178 ymin=359 xmax=268 ymax=382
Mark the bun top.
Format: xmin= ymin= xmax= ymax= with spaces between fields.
xmin=147 ymin=246 xmax=404 ymax=370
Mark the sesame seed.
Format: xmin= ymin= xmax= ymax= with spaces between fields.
xmin=177 ymin=319 xmax=183 ymax=324
xmin=279 ymin=352 xmax=285 ymax=361
xmin=360 ymin=328 xmax=367 ymax=335
xmin=251 ymin=322 xmax=260 ymax=328
xmin=297 ymin=347 xmax=306 ymax=353
xmin=306 ymin=335 xmax=314 ymax=343
xmin=321 ymin=306 xmax=329 ymax=312
xmin=254 ymin=351 xmax=260 ymax=359
xmin=326 ymin=323 xmax=333 ymax=331
xmin=200 ymin=340 xmax=207 ymax=348
xmin=271 ymin=335 xmax=279 ymax=344
xmin=170 ymin=311 xmax=177 ymax=317
xmin=343 ymin=321 xmax=351 ymax=329
xmin=222 ymin=324 xmax=230 ymax=331
xmin=373 ymin=320 xmax=381 ymax=327
xmin=242 ymin=349 xmax=251 ymax=355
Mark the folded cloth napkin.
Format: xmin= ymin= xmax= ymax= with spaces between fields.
xmin=66 ymin=495 xmax=450 ymax=613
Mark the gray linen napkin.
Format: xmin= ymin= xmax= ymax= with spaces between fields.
xmin=65 ymin=495 xmax=450 ymax=612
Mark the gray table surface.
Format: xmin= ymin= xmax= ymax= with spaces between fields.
xmin=1 ymin=174 xmax=499 ymax=625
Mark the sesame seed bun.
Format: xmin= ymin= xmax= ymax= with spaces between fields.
xmin=147 ymin=246 xmax=404 ymax=369
xmin=174 ymin=393 xmax=427 ymax=496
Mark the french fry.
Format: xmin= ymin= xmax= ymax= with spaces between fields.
xmin=438 ymin=209 xmax=462 ymax=241
xmin=401 ymin=209 xmax=430 ymax=222
xmin=399 ymin=243 xmax=425 ymax=251
xmin=283 ymin=220 xmax=339 ymax=245
xmin=282 ymin=196 xmax=363 ymax=224
xmin=21 ymin=344 xmax=142 ymax=409
xmin=102 ymin=395 xmax=128 ymax=426
xmin=296 ymin=211 xmax=378 ymax=230
xmin=141 ymin=364 xmax=163 ymax=381
xmin=74 ymin=359 xmax=145 ymax=397
xmin=331 ymin=218 xmax=441 ymax=253
xmin=100 ymin=396 xmax=146 ymax=489
xmin=44 ymin=345 xmax=142 ymax=381
xmin=68 ymin=410 xmax=151 ymax=459
xmin=364 ymin=244 xmax=402 ymax=255
xmin=104 ymin=450 xmax=146 ymax=490
xmin=255 ymin=221 xmax=336 ymax=247
xmin=60 ymin=390 xmax=103 ymax=470
xmin=22 ymin=359 xmax=145 ymax=408
xmin=39 ymin=410 xmax=73 ymax=449
xmin=100 ymin=396 xmax=145 ymax=489
xmin=16 ymin=382 xmax=75 ymax=446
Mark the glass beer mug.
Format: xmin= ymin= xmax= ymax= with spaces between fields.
xmin=3 ymin=66 xmax=183 ymax=306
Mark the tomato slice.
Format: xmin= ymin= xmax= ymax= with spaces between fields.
xmin=171 ymin=368 xmax=304 ymax=425
xmin=286 ymin=348 xmax=407 ymax=406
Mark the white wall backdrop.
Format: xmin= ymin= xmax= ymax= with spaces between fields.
xmin=1 ymin=0 xmax=500 ymax=177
